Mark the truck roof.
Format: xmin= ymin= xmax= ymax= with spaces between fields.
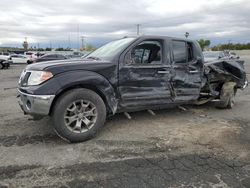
xmin=124 ymin=35 xmax=195 ymax=42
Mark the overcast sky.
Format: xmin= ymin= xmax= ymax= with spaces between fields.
xmin=0 ymin=0 xmax=249 ymax=48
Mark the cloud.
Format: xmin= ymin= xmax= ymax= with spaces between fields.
xmin=0 ymin=0 xmax=249 ymax=47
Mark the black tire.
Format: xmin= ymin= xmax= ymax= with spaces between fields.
xmin=216 ymin=82 xmax=236 ymax=109
xmin=5 ymin=62 xmax=10 ymax=69
xmin=0 ymin=62 xmax=3 ymax=69
xmin=52 ymin=88 xmax=106 ymax=142
xmin=27 ymin=60 xmax=32 ymax=64
xmin=226 ymin=91 xmax=236 ymax=109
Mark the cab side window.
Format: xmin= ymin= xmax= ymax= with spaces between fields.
xmin=173 ymin=41 xmax=186 ymax=64
xmin=173 ymin=41 xmax=195 ymax=63
xmin=125 ymin=40 xmax=162 ymax=65
xmin=187 ymin=42 xmax=194 ymax=62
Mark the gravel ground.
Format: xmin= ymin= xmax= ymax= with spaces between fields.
xmin=0 ymin=59 xmax=250 ymax=187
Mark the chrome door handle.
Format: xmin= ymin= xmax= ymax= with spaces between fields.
xmin=189 ymin=70 xmax=199 ymax=73
xmin=158 ymin=70 xmax=170 ymax=74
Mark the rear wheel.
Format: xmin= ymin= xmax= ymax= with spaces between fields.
xmin=216 ymin=82 xmax=237 ymax=109
xmin=227 ymin=91 xmax=235 ymax=109
xmin=52 ymin=88 xmax=106 ymax=142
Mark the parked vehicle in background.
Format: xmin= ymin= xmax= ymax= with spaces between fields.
xmin=65 ymin=52 xmax=86 ymax=59
xmin=11 ymin=54 xmax=29 ymax=64
xmin=32 ymin=54 xmax=68 ymax=63
xmin=228 ymin=51 xmax=240 ymax=59
xmin=0 ymin=52 xmax=11 ymax=60
xmin=0 ymin=52 xmax=12 ymax=69
xmin=17 ymin=36 xmax=248 ymax=142
xmin=24 ymin=52 xmax=38 ymax=64
xmin=203 ymin=51 xmax=229 ymax=62
xmin=36 ymin=52 xmax=45 ymax=57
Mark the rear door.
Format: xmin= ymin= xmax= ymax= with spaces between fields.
xmin=171 ymin=40 xmax=204 ymax=101
xmin=118 ymin=38 xmax=173 ymax=110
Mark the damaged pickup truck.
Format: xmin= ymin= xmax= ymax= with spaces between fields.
xmin=17 ymin=36 xmax=248 ymax=142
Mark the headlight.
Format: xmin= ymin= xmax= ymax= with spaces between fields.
xmin=27 ymin=71 xmax=53 ymax=86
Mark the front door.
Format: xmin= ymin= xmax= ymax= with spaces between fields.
xmin=118 ymin=39 xmax=173 ymax=111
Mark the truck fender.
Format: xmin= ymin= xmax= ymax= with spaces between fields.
xmin=54 ymin=70 xmax=118 ymax=115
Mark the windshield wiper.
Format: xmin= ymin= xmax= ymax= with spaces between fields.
xmin=86 ymin=56 xmax=101 ymax=60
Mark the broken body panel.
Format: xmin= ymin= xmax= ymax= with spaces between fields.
xmin=199 ymin=59 xmax=247 ymax=103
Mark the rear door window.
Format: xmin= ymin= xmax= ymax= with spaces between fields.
xmin=173 ymin=41 xmax=186 ymax=64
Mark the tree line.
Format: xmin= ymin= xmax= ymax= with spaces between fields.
xmin=211 ymin=43 xmax=250 ymax=51
xmin=197 ymin=39 xmax=250 ymax=51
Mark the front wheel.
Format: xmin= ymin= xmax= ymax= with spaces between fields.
xmin=52 ymin=88 xmax=106 ymax=142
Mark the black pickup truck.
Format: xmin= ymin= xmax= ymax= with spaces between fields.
xmin=17 ymin=36 xmax=248 ymax=142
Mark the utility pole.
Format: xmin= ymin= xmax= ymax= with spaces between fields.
xmin=77 ymin=24 xmax=80 ymax=49
xmin=80 ymin=36 xmax=85 ymax=50
xmin=68 ymin=34 xmax=71 ymax=49
xmin=136 ymin=24 xmax=141 ymax=36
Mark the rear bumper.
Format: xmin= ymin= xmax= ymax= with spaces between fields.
xmin=17 ymin=89 xmax=55 ymax=116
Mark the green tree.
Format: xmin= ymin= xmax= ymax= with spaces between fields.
xmin=85 ymin=43 xmax=96 ymax=51
xmin=211 ymin=42 xmax=250 ymax=50
xmin=197 ymin=39 xmax=211 ymax=51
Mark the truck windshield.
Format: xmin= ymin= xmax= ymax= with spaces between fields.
xmin=85 ymin=37 xmax=135 ymax=61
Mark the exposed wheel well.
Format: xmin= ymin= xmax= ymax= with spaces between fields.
xmin=49 ymin=84 xmax=111 ymax=116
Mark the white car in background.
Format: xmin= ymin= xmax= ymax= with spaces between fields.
xmin=0 ymin=52 xmax=12 ymax=69
xmin=11 ymin=54 xmax=29 ymax=64
xmin=0 ymin=52 xmax=11 ymax=61
xmin=24 ymin=52 xmax=38 ymax=64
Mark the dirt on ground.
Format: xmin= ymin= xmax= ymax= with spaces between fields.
xmin=0 ymin=60 xmax=250 ymax=187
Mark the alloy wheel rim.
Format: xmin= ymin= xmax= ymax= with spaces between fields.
xmin=64 ymin=100 xmax=97 ymax=133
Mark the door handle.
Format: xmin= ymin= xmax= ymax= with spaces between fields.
xmin=189 ymin=70 xmax=199 ymax=73
xmin=158 ymin=70 xmax=170 ymax=74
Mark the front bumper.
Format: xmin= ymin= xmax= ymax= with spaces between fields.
xmin=17 ymin=89 xmax=55 ymax=116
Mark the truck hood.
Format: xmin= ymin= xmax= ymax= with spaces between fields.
xmin=26 ymin=59 xmax=116 ymax=75
xmin=204 ymin=57 xmax=218 ymax=63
